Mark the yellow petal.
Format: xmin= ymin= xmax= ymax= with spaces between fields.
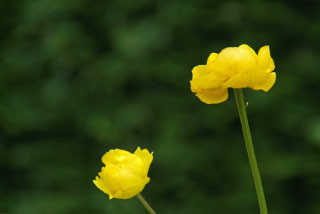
xmin=222 ymin=68 xmax=251 ymax=88
xmin=257 ymin=46 xmax=275 ymax=71
xmin=239 ymin=44 xmax=257 ymax=56
xmin=102 ymin=149 xmax=132 ymax=165
xmin=102 ymin=164 xmax=123 ymax=193
xmin=191 ymin=65 xmax=224 ymax=92
xmin=223 ymin=65 xmax=276 ymax=92
xmin=212 ymin=47 xmax=257 ymax=77
xmin=134 ymin=147 xmax=153 ymax=173
xmin=195 ymin=88 xmax=228 ymax=104
xmin=207 ymin=53 xmax=218 ymax=64
xmin=93 ymin=177 xmax=113 ymax=199
xmin=113 ymin=177 xmax=150 ymax=199
xmin=113 ymin=190 xmax=125 ymax=199
xmin=106 ymin=156 xmax=146 ymax=189
xmin=250 ymin=71 xmax=276 ymax=92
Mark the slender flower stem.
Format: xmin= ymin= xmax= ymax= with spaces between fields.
xmin=137 ymin=193 xmax=157 ymax=214
xmin=233 ymin=89 xmax=268 ymax=214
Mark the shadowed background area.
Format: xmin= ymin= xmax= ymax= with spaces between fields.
xmin=1 ymin=0 xmax=320 ymax=213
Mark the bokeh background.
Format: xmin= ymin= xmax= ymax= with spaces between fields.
xmin=1 ymin=0 xmax=320 ymax=213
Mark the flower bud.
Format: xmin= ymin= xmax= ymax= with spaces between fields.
xmin=93 ymin=147 xmax=153 ymax=199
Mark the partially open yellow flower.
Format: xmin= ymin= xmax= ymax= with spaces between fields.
xmin=93 ymin=147 xmax=153 ymax=199
xmin=190 ymin=44 xmax=276 ymax=104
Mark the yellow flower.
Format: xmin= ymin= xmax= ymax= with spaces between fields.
xmin=190 ymin=44 xmax=276 ymax=104
xmin=93 ymin=147 xmax=153 ymax=199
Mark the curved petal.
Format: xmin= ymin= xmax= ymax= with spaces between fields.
xmin=103 ymin=164 xmax=123 ymax=194
xmin=212 ymin=47 xmax=257 ymax=77
xmin=93 ymin=176 xmax=113 ymax=199
xmin=257 ymin=46 xmax=275 ymax=71
xmin=250 ymin=72 xmax=276 ymax=92
xmin=191 ymin=65 xmax=224 ymax=92
xmin=102 ymin=149 xmax=132 ymax=165
xmin=222 ymin=69 xmax=251 ymax=88
xmin=239 ymin=44 xmax=257 ymax=56
xmin=223 ymin=65 xmax=276 ymax=92
xmin=134 ymin=147 xmax=153 ymax=173
xmin=207 ymin=52 xmax=218 ymax=64
xmin=195 ymin=88 xmax=228 ymax=104
xmin=114 ymin=177 xmax=150 ymax=199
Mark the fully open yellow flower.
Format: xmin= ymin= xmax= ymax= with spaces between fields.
xmin=93 ymin=147 xmax=153 ymax=199
xmin=190 ymin=44 xmax=276 ymax=104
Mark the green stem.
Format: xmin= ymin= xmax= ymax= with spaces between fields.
xmin=137 ymin=193 xmax=157 ymax=214
xmin=233 ymin=89 xmax=268 ymax=214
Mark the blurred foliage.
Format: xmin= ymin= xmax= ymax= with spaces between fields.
xmin=1 ymin=0 xmax=320 ymax=213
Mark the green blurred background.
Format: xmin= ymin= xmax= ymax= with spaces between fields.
xmin=1 ymin=0 xmax=320 ymax=213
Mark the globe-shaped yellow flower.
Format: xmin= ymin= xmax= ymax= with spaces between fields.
xmin=190 ymin=44 xmax=276 ymax=104
xmin=93 ymin=147 xmax=153 ymax=199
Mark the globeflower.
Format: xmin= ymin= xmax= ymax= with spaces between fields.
xmin=93 ymin=147 xmax=153 ymax=199
xmin=190 ymin=44 xmax=276 ymax=104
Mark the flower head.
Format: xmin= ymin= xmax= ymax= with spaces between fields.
xmin=190 ymin=44 xmax=276 ymax=104
xmin=93 ymin=147 xmax=153 ymax=199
